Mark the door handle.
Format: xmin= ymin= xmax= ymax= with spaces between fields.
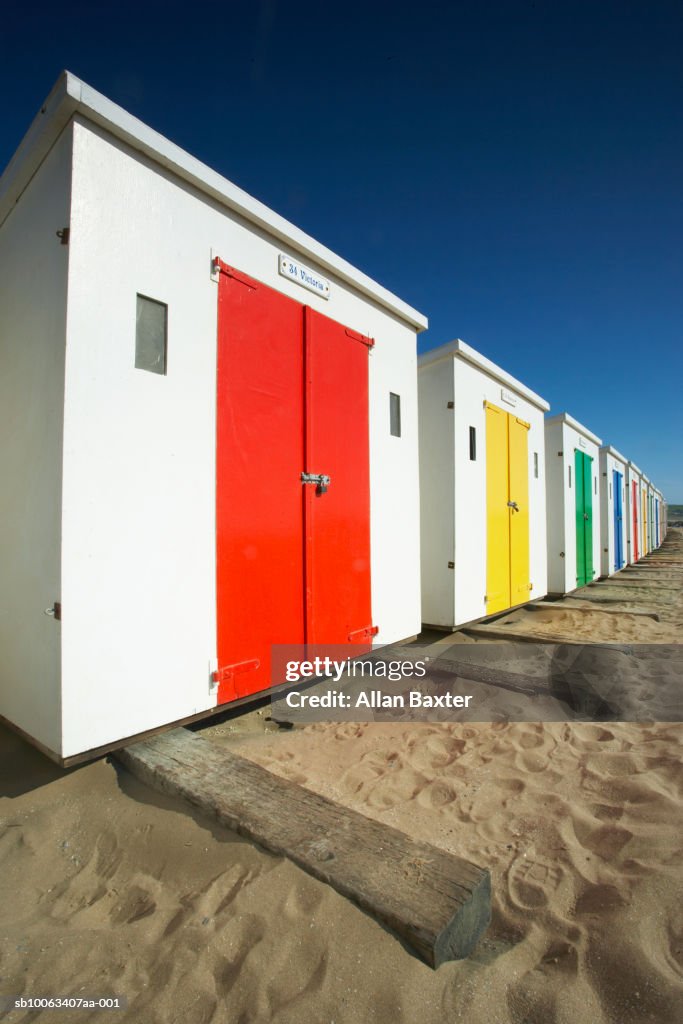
xmin=584 ymin=513 xmax=589 ymax=520
xmin=301 ymin=472 xmax=331 ymax=495
xmin=507 ymin=500 xmax=519 ymax=512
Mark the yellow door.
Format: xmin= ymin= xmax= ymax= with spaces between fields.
xmin=486 ymin=403 xmax=511 ymax=613
xmin=509 ymin=415 xmax=531 ymax=602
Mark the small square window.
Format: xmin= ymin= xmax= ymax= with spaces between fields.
xmin=135 ymin=294 xmax=167 ymax=375
xmin=390 ymin=393 xmax=401 ymax=437
xmin=469 ymin=426 xmax=476 ymax=461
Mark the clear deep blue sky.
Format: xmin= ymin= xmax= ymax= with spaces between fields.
xmin=3 ymin=1 xmax=682 ymax=499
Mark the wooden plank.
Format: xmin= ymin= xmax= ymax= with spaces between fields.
xmin=535 ymin=601 xmax=660 ymax=621
xmin=464 ymin=623 xmax=582 ymax=644
xmin=564 ymin=594 xmax=664 ymax=614
xmin=117 ymin=728 xmax=491 ymax=967
xmin=589 ymin=585 xmax=679 ymax=593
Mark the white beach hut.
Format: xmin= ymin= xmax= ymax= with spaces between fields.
xmin=599 ymin=446 xmax=628 ymax=576
xmin=418 ymin=340 xmax=549 ymax=629
xmin=545 ymin=414 xmax=602 ymax=595
xmin=641 ymin=477 xmax=651 ymax=554
xmin=625 ymin=461 xmax=642 ymax=564
xmin=0 ymin=72 xmax=427 ymax=764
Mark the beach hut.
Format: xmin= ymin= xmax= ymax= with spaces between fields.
xmin=653 ymin=487 xmax=662 ymax=548
xmin=658 ymin=492 xmax=668 ymax=541
xmin=599 ymin=446 xmax=628 ymax=576
xmin=545 ymin=414 xmax=602 ymax=595
xmin=418 ymin=340 xmax=549 ymax=629
xmin=626 ymin=461 xmax=642 ymax=564
xmin=0 ymin=72 xmax=427 ymax=764
xmin=641 ymin=477 xmax=650 ymax=554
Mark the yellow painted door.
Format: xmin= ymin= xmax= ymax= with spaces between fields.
xmin=508 ymin=415 xmax=531 ymax=602
xmin=486 ymin=403 xmax=511 ymax=613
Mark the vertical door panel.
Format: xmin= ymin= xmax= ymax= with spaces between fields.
xmin=485 ymin=404 xmax=511 ymax=614
xmin=216 ymin=271 xmax=305 ymax=701
xmin=508 ymin=416 xmax=530 ymax=601
xmin=304 ymin=308 xmax=372 ymax=644
xmin=613 ymin=470 xmax=623 ymax=570
xmin=632 ymin=481 xmax=639 ymax=561
xmin=575 ymin=450 xmax=586 ymax=586
xmin=583 ymin=453 xmax=594 ymax=582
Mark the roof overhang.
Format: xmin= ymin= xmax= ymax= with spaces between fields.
xmin=600 ymin=444 xmax=628 ymax=465
xmin=0 ymin=72 xmax=428 ymax=333
xmin=418 ymin=339 xmax=550 ymax=412
xmin=545 ymin=412 xmax=602 ymax=447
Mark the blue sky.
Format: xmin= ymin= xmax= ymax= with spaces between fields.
xmin=3 ymin=1 xmax=682 ymax=499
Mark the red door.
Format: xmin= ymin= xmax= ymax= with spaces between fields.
xmin=632 ymin=480 xmax=639 ymax=561
xmin=215 ymin=264 xmax=374 ymax=704
xmin=215 ymin=266 xmax=305 ymax=702
xmin=304 ymin=308 xmax=374 ymax=644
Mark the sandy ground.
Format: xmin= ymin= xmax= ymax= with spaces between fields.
xmin=1 ymin=532 xmax=682 ymax=1023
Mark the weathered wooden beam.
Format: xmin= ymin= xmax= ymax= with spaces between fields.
xmin=535 ymin=601 xmax=660 ymax=621
xmin=464 ymin=623 xmax=580 ymax=643
xmin=116 ymin=728 xmax=491 ymax=967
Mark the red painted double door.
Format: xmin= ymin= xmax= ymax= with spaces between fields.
xmin=214 ymin=262 xmax=374 ymax=703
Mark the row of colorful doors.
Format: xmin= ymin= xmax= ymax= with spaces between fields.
xmin=214 ymin=262 xmax=375 ymax=704
xmin=485 ymin=403 xmax=531 ymax=615
xmin=640 ymin=489 xmax=661 ymax=555
xmin=631 ymin=482 xmax=663 ymax=565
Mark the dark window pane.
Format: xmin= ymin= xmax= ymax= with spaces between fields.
xmin=390 ymin=392 xmax=401 ymax=437
xmin=135 ymin=294 xmax=167 ymax=375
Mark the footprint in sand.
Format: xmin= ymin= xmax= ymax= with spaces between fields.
xmin=109 ymin=883 xmax=157 ymax=924
xmin=333 ymin=723 xmax=366 ymax=740
xmin=364 ymin=768 xmax=427 ymax=810
xmin=508 ymin=855 xmax=564 ymax=909
xmin=407 ymin=735 xmax=465 ymax=772
xmin=416 ymin=780 xmax=457 ymax=809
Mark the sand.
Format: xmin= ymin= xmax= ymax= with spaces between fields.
xmin=1 ymin=532 xmax=682 ymax=1022
xmin=3 ymin=721 xmax=682 ymax=1024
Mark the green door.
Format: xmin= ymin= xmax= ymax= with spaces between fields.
xmin=574 ymin=449 xmax=593 ymax=587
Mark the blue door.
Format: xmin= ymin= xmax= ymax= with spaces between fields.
xmin=613 ymin=470 xmax=624 ymax=571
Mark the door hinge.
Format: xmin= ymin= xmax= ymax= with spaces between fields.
xmin=348 ymin=625 xmax=379 ymax=642
xmin=344 ymin=327 xmax=375 ymax=348
xmin=212 ymin=257 xmax=259 ymax=289
xmin=448 ymin=561 xmax=455 ymax=569
xmin=211 ymin=658 xmax=260 ymax=685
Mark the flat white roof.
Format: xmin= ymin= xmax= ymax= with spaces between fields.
xmin=0 ymin=71 xmax=428 ymax=332
xmin=627 ymin=460 xmax=642 ymax=474
xmin=545 ymin=412 xmax=602 ymax=447
xmin=600 ymin=444 xmax=628 ymax=465
xmin=418 ymin=339 xmax=550 ymax=412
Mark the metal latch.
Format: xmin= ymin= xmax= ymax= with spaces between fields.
xmin=507 ymin=500 xmax=520 ymax=512
xmin=301 ymin=472 xmax=331 ymax=495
